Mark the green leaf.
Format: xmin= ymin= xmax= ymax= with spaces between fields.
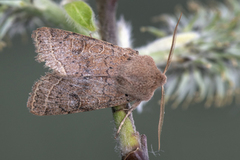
xmin=64 ymin=1 xmax=96 ymax=32
xmin=171 ymin=71 xmax=190 ymax=108
xmin=165 ymin=76 xmax=179 ymax=102
xmin=0 ymin=16 xmax=14 ymax=39
xmin=140 ymin=26 xmax=166 ymax=37
xmin=193 ymin=69 xmax=206 ymax=102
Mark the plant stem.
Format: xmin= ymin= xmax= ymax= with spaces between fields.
xmin=96 ymin=0 xmax=117 ymax=44
xmin=96 ymin=0 xmax=149 ymax=159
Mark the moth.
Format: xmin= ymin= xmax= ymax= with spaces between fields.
xmin=27 ymin=14 xmax=181 ymax=150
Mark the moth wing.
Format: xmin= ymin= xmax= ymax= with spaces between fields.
xmin=32 ymin=27 xmax=138 ymax=76
xmin=27 ymin=73 xmax=134 ymax=116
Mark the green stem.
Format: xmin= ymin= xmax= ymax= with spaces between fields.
xmin=112 ymin=105 xmax=149 ymax=160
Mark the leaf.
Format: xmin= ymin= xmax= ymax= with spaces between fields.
xmin=193 ymin=69 xmax=206 ymax=102
xmin=64 ymin=1 xmax=96 ymax=31
xmin=171 ymin=71 xmax=191 ymax=108
xmin=204 ymin=75 xmax=215 ymax=108
xmin=0 ymin=16 xmax=14 ymax=39
xmin=165 ymin=75 xmax=179 ymax=102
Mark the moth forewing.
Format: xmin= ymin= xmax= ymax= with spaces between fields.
xmin=27 ymin=73 xmax=136 ymax=115
xmin=31 ymin=27 xmax=139 ymax=77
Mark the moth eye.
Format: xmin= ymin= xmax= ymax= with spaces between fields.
xmin=109 ymin=66 xmax=113 ymax=69
xmin=125 ymin=94 xmax=129 ymax=97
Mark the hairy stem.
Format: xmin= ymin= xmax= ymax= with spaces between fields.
xmin=96 ymin=0 xmax=117 ymax=44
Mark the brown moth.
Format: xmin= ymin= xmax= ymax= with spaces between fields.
xmin=27 ymin=14 xmax=181 ymax=150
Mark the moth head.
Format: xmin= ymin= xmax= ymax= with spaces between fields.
xmin=116 ymin=55 xmax=166 ymax=101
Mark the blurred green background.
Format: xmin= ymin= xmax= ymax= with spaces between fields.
xmin=1 ymin=0 xmax=240 ymax=159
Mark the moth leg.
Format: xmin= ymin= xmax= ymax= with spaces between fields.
xmin=115 ymin=100 xmax=141 ymax=138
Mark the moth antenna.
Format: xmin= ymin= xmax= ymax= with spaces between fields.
xmin=163 ymin=13 xmax=182 ymax=75
xmin=158 ymin=86 xmax=165 ymax=150
xmin=158 ymin=13 xmax=182 ymax=151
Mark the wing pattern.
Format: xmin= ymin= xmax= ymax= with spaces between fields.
xmin=28 ymin=73 xmax=135 ymax=115
xmin=32 ymin=27 xmax=138 ymax=76
xmin=28 ymin=27 xmax=138 ymax=115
